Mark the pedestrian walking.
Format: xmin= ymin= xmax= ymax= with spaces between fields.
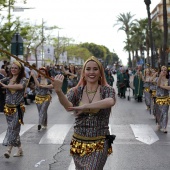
xmin=117 ymin=68 xmax=128 ymax=98
xmin=0 ymin=60 xmax=27 ymax=158
xmin=133 ymin=67 xmax=144 ymax=102
xmin=105 ymin=68 xmax=114 ymax=87
xmin=31 ymin=67 xmax=53 ymax=131
xmin=53 ymin=56 xmax=116 ymax=170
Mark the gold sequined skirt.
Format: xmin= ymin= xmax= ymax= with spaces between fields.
xmin=4 ymin=104 xmax=25 ymax=116
xmin=156 ymin=96 xmax=170 ymax=105
xmin=35 ymin=94 xmax=51 ymax=104
xmin=70 ymin=133 xmax=112 ymax=157
xmin=151 ymin=90 xmax=156 ymax=98
xmin=144 ymin=87 xmax=150 ymax=92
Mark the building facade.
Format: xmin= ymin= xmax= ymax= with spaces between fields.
xmin=151 ymin=0 xmax=170 ymax=32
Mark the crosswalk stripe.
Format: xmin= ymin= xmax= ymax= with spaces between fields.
xmin=20 ymin=124 xmax=35 ymax=135
xmin=109 ymin=124 xmax=112 ymax=134
xmin=0 ymin=124 xmax=163 ymax=146
xmin=0 ymin=131 xmax=6 ymax=144
xmin=68 ymin=159 xmax=75 ymax=170
xmin=0 ymin=124 xmax=35 ymax=144
xmin=39 ymin=124 xmax=73 ymax=144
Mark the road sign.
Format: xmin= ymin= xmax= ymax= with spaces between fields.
xmin=11 ymin=33 xmax=23 ymax=56
xmin=13 ymin=8 xmax=24 ymax=12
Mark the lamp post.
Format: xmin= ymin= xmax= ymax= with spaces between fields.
xmin=144 ymin=0 xmax=155 ymax=68
xmin=41 ymin=19 xmax=58 ymax=66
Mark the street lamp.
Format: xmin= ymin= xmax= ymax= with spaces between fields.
xmin=144 ymin=0 xmax=155 ymax=68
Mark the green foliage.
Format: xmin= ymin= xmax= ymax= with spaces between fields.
xmin=80 ymin=43 xmax=105 ymax=59
xmin=65 ymin=45 xmax=92 ymax=61
xmin=80 ymin=42 xmax=119 ymax=65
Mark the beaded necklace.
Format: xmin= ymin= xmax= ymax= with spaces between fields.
xmin=85 ymin=85 xmax=98 ymax=103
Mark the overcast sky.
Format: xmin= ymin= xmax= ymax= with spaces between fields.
xmin=14 ymin=0 xmax=161 ymax=65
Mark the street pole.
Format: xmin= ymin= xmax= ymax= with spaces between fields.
xmin=42 ymin=18 xmax=44 ymax=66
xmin=162 ymin=0 xmax=168 ymax=66
xmin=144 ymin=0 xmax=155 ymax=68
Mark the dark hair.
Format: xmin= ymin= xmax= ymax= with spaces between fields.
xmin=32 ymin=63 xmax=36 ymax=68
xmin=69 ymin=64 xmax=76 ymax=74
xmin=38 ymin=67 xmax=49 ymax=77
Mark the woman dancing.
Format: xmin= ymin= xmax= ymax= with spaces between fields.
xmin=0 ymin=61 xmax=27 ymax=158
xmin=31 ymin=67 xmax=53 ymax=131
xmin=53 ymin=56 xmax=116 ymax=169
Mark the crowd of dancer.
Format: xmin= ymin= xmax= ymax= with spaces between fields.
xmin=1 ymin=55 xmax=169 ymax=169
xmin=116 ymin=65 xmax=170 ymax=134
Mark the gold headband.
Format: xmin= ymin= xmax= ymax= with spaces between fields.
xmin=13 ymin=60 xmax=22 ymax=68
xmin=83 ymin=56 xmax=102 ymax=70
xmin=161 ymin=66 xmax=167 ymax=70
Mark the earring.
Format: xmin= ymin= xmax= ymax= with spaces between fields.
xmin=83 ymin=76 xmax=86 ymax=81
xmin=99 ymin=76 xmax=102 ymax=81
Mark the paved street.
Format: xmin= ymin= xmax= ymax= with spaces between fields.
xmin=0 ymin=77 xmax=170 ymax=170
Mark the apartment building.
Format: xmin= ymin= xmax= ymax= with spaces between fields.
xmin=151 ymin=0 xmax=170 ymax=32
xmin=151 ymin=0 xmax=170 ymax=66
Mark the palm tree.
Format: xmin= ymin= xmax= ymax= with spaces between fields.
xmin=130 ymin=19 xmax=150 ymax=65
xmin=114 ymin=12 xmax=136 ymax=67
xmin=124 ymin=18 xmax=162 ymax=69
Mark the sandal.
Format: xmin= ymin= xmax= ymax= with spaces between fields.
xmin=42 ymin=126 xmax=47 ymax=129
xmin=157 ymin=125 xmax=161 ymax=131
xmin=13 ymin=149 xmax=23 ymax=157
xmin=4 ymin=150 xmax=11 ymax=159
xmin=163 ymin=129 xmax=168 ymax=133
xmin=38 ymin=125 xmax=41 ymax=131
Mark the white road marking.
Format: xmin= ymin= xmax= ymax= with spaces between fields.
xmin=68 ymin=159 xmax=75 ymax=170
xmin=130 ymin=124 xmax=159 ymax=145
xmin=109 ymin=124 xmax=112 ymax=134
xmin=0 ymin=124 xmax=35 ymax=143
xmin=34 ymin=159 xmax=46 ymax=167
xmin=39 ymin=124 xmax=72 ymax=144
xmin=20 ymin=124 xmax=35 ymax=135
xmin=0 ymin=131 xmax=6 ymax=144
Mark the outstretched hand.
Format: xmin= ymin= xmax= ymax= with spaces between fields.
xmin=53 ymin=74 xmax=64 ymax=92
xmin=68 ymin=104 xmax=86 ymax=116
